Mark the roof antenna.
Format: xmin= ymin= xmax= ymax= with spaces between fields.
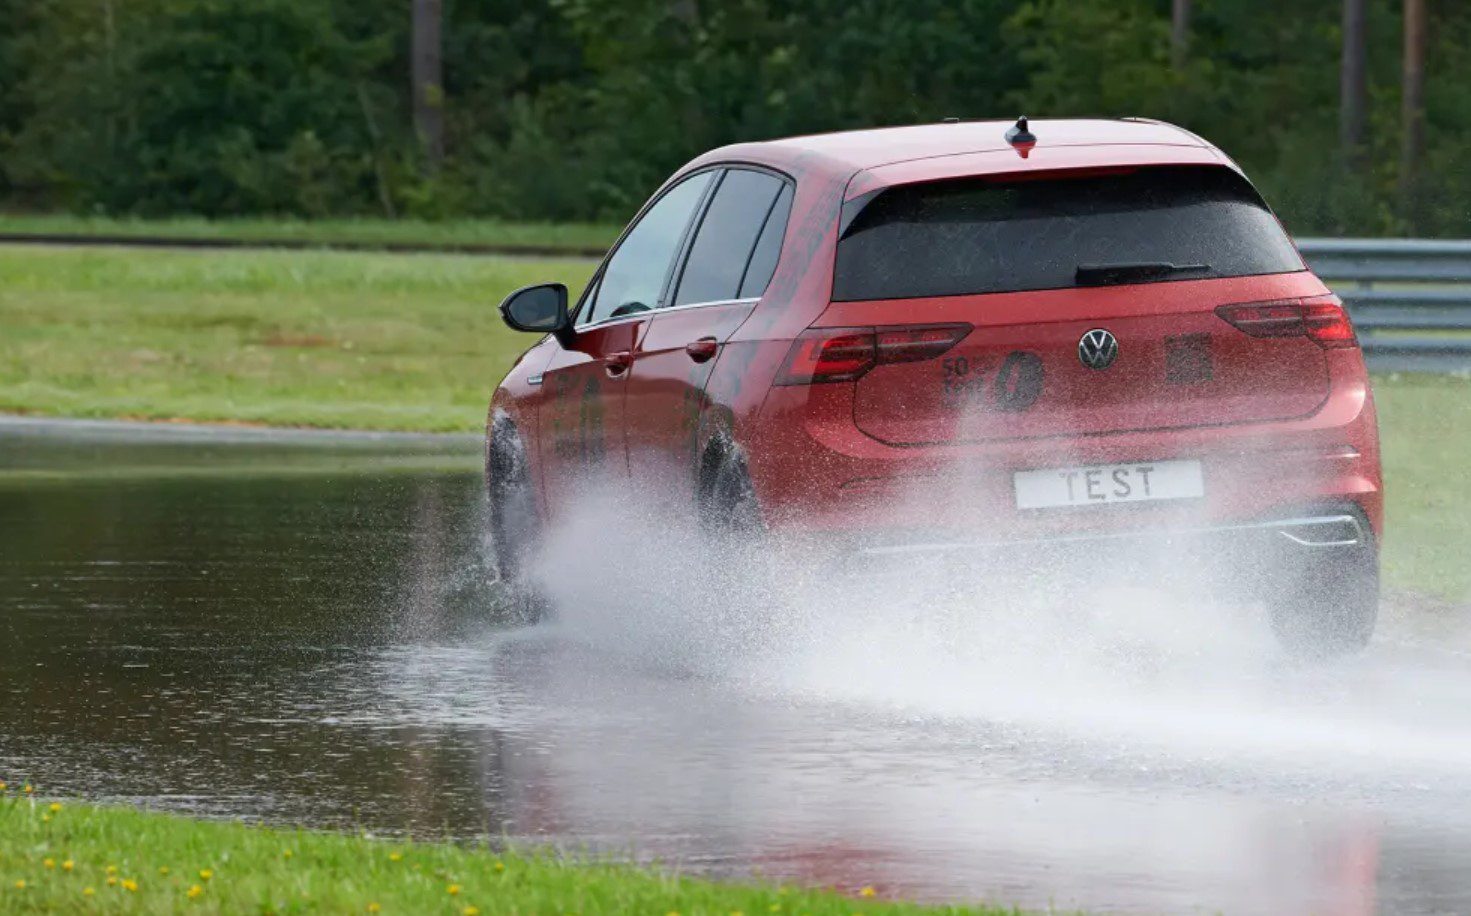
xmin=1005 ymin=115 xmax=1036 ymax=146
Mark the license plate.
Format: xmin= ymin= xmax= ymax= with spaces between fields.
xmin=1014 ymin=459 xmax=1203 ymax=509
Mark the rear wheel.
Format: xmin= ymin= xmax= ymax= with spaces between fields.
xmin=695 ymin=444 xmax=785 ymax=651
xmin=1267 ymin=543 xmax=1378 ymax=658
xmin=486 ymin=423 xmax=549 ymax=624
xmin=700 ymin=445 xmax=764 ymax=542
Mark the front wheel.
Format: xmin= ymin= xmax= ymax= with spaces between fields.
xmin=1266 ymin=543 xmax=1378 ymax=659
xmin=486 ymin=423 xmax=549 ymax=624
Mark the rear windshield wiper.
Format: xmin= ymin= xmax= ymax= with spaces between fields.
xmin=1075 ymin=262 xmax=1211 ymax=286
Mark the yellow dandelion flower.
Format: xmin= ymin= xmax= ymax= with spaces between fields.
xmin=493 ymin=861 xmax=505 ymax=872
xmin=23 ymin=784 xmax=33 ymax=794
xmin=43 ymin=858 xmax=55 ymax=869
xmin=48 ymin=802 xmax=62 ymax=813
xmin=666 ymin=911 xmax=681 ymax=916
xmin=83 ymin=887 xmax=95 ymax=897
xmin=41 ymin=814 xmax=51 ymax=823
xmin=0 ymin=781 xmax=8 ymax=790
xmin=13 ymin=880 xmax=25 ymax=890
xmin=199 ymin=869 xmax=213 ymax=881
xmin=859 ymin=886 xmax=877 ymax=898
xmin=732 ymin=911 xmax=746 ymax=916
xmin=159 ymin=866 xmax=170 ymax=876
xmin=463 ymin=907 xmax=481 ymax=916
xmin=122 ymin=879 xmax=138 ymax=892
xmin=187 ymin=884 xmax=204 ymax=899
xmin=388 ymin=852 xmax=402 ymax=862
xmin=282 ymin=849 xmax=293 ymax=859
xmin=366 ymin=904 xmax=381 ymax=913
xmin=63 ymin=860 xmax=74 ymax=872
xmin=446 ymin=884 xmax=462 ymax=896
xmin=106 ymin=865 xmax=118 ymax=875
xmin=107 ymin=876 xmax=118 ymax=887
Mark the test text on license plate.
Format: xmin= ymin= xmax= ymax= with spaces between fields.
xmin=1013 ymin=459 xmax=1203 ymax=509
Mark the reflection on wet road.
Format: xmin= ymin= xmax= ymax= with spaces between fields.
xmin=3 ymin=423 xmax=1471 ymax=915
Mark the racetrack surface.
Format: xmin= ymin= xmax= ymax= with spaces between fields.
xmin=4 ymin=430 xmax=1471 ymax=914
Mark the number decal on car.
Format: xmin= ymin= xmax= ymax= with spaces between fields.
xmin=941 ymin=351 xmax=1043 ymax=411
xmin=993 ymin=351 xmax=1044 ymax=412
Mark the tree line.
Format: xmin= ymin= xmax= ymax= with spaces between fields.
xmin=0 ymin=0 xmax=1466 ymax=236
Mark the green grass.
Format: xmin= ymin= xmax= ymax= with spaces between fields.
xmin=0 ymin=245 xmax=593 ymax=432
xmin=0 ymin=796 xmax=1026 ymax=915
xmin=0 ymin=214 xmax=620 ymax=255
xmin=1373 ymin=372 xmax=1471 ymax=601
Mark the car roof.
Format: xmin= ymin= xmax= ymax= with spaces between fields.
xmin=692 ymin=118 xmax=1220 ymax=181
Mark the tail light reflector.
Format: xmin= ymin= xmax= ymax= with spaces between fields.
xmin=1216 ymin=295 xmax=1357 ymax=349
xmin=876 ymin=324 xmax=972 ymax=364
xmin=776 ymin=324 xmax=970 ymax=385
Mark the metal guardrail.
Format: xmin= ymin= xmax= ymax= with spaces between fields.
xmin=1298 ymin=238 xmax=1471 ymax=373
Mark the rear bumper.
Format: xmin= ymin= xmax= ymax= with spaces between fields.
xmin=818 ymin=506 xmax=1377 ymax=600
xmin=850 ymin=511 xmax=1368 ymax=559
xmin=746 ymin=349 xmax=1383 ymax=542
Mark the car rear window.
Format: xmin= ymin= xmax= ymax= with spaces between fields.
xmin=833 ymin=165 xmax=1302 ymax=301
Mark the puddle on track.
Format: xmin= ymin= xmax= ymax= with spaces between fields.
xmin=3 ymin=427 xmax=1471 ymax=915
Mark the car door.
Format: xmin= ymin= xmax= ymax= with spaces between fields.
xmin=624 ymin=167 xmax=794 ymax=501
xmin=537 ymin=171 xmax=715 ymax=517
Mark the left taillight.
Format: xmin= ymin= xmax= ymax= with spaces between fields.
xmin=1216 ymin=295 xmax=1358 ymax=349
xmin=775 ymin=324 xmax=970 ymax=385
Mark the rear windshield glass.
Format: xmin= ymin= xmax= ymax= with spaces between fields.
xmin=833 ymin=166 xmax=1302 ymax=301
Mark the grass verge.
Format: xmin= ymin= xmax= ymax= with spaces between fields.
xmin=0 ymin=245 xmax=592 ymax=432
xmin=0 ymin=795 xmax=1025 ymax=915
xmin=1 ymin=243 xmax=1467 ymax=599
xmin=1373 ymin=372 xmax=1471 ymax=602
xmin=0 ymin=214 xmax=620 ymax=256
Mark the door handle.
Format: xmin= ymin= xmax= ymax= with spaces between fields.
xmin=685 ymin=337 xmax=719 ymax=363
xmin=605 ymin=350 xmax=631 ymax=376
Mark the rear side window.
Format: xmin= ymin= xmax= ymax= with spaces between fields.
xmin=739 ymin=184 xmax=793 ymax=299
xmin=833 ymin=166 xmax=1302 ymax=301
xmin=674 ymin=168 xmax=786 ymax=306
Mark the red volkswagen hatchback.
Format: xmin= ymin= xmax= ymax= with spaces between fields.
xmin=487 ymin=118 xmax=1382 ymax=655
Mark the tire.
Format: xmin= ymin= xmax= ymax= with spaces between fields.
xmin=1267 ymin=542 xmax=1378 ymax=659
xmin=695 ymin=443 xmax=783 ymax=653
xmin=486 ymin=422 xmax=550 ymax=624
xmin=699 ymin=444 xmax=765 ymax=542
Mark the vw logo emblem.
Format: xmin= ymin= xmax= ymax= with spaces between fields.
xmin=1078 ymin=329 xmax=1118 ymax=370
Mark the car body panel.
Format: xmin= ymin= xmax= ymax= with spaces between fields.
xmin=626 ymin=299 xmax=759 ymax=503
xmin=536 ymin=318 xmax=646 ymax=511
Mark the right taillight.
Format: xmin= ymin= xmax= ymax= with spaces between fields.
xmin=1215 ymin=295 xmax=1358 ymax=349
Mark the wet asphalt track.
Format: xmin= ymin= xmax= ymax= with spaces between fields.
xmin=4 ymin=420 xmax=1471 ymax=915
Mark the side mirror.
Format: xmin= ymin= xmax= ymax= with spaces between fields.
xmin=500 ymin=283 xmax=574 ymax=345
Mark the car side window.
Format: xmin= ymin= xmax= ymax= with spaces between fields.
xmin=738 ymin=183 xmax=793 ymax=299
xmin=583 ymin=172 xmax=714 ymax=325
xmin=673 ymin=169 xmax=785 ymax=306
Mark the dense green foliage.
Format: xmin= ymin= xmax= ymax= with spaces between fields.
xmin=1 ymin=0 xmax=1468 ymax=234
